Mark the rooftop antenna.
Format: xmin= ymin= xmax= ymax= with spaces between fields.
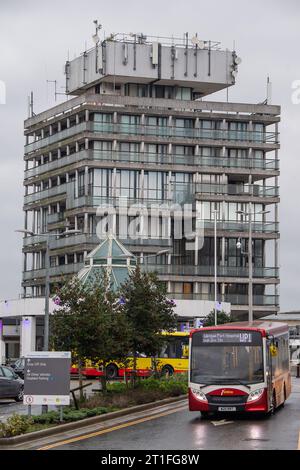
xmin=46 ymin=80 xmax=66 ymax=101
xmin=266 ymin=75 xmax=272 ymax=104
xmin=93 ymin=20 xmax=102 ymax=74
xmin=28 ymin=91 xmax=35 ymax=118
xmin=92 ymin=19 xmax=102 ymax=44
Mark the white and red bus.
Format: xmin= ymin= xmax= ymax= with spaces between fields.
xmin=189 ymin=321 xmax=291 ymax=416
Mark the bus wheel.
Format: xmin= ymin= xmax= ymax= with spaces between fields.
xmin=271 ymin=390 xmax=277 ymax=414
xmin=161 ymin=365 xmax=174 ymax=377
xmin=106 ymin=364 xmax=119 ymax=380
xmin=282 ymin=385 xmax=286 ymax=407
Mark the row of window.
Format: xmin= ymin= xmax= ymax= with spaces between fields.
xmin=94 ymin=113 xmax=265 ymax=132
xmin=28 ymin=142 xmax=266 ymax=171
xmin=30 ymin=112 xmax=267 ymax=142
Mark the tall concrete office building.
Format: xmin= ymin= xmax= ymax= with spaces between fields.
xmin=22 ymin=32 xmax=280 ymax=320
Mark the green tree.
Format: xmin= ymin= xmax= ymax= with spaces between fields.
xmin=203 ymin=309 xmax=233 ymax=327
xmin=50 ymin=275 xmax=131 ymax=395
xmin=120 ymin=266 xmax=177 ymax=383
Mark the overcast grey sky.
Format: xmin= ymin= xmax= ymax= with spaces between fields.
xmin=0 ymin=0 xmax=299 ymax=310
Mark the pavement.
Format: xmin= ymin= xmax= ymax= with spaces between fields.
xmin=5 ymin=377 xmax=300 ymax=451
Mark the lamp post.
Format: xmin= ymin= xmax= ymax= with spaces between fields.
xmin=212 ymin=209 xmax=219 ymax=326
xmin=236 ymin=206 xmax=270 ymax=323
xmin=16 ymin=228 xmax=82 ymax=350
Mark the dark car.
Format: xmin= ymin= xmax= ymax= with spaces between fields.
xmin=0 ymin=366 xmax=24 ymax=402
xmin=10 ymin=358 xmax=25 ymax=379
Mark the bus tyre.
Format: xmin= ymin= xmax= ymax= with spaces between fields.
xmin=106 ymin=364 xmax=119 ymax=380
xmin=271 ymin=390 xmax=277 ymax=414
xmin=282 ymin=385 xmax=286 ymax=407
xmin=161 ymin=365 xmax=174 ymax=377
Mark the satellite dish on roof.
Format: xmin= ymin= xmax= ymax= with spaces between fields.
xmin=232 ymin=70 xmax=238 ymax=78
xmin=191 ymin=36 xmax=205 ymax=49
xmin=234 ymin=56 xmax=242 ymax=65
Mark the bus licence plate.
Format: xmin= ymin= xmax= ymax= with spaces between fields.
xmin=218 ymin=406 xmax=236 ymax=411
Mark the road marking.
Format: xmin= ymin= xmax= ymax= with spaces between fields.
xmin=38 ymin=404 xmax=187 ymax=450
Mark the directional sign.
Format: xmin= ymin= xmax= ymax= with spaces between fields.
xmin=23 ymin=351 xmax=71 ymax=406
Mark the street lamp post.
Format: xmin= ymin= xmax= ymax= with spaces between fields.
xmin=236 ymin=206 xmax=270 ymax=323
xmin=212 ymin=209 xmax=219 ymax=326
xmin=16 ymin=228 xmax=82 ymax=351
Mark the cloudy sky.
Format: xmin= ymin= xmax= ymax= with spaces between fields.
xmin=0 ymin=0 xmax=299 ymax=310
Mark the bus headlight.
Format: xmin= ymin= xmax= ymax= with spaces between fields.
xmin=247 ymin=388 xmax=264 ymax=402
xmin=191 ymin=389 xmax=207 ymax=402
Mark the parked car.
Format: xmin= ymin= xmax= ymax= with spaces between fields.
xmin=10 ymin=357 xmax=25 ymax=379
xmin=0 ymin=366 xmax=24 ymax=402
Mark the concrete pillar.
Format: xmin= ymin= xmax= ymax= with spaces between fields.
xmin=84 ymin=212 xmax=88 ymax=234
xmin=0 ymin=319 xmax=5 ymax=365
xmin=84 ymin=166 xmax=89 ymax=196
xmin=20 ymin=316 xmax=36 ymax=356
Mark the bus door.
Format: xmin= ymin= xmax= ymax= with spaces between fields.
xmin=266 ymin=339 xmax=274 ymax=409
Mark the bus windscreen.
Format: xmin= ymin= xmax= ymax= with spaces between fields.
xmin=191 ymin=330 xmax=264 ymax=385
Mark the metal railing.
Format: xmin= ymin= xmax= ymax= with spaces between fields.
xmin=92 ymin=122 xmax=279 ymax=144
xmin=24 ymin=149 xmax=279 ymax=180
xmin=22 ymin=233 xmax=172 ymax=250
xmin=142 ymin=264 xmax=279 ymax=278
xmin=168 ymin=292 xmax=279 ymax=306
xmin=195 ymin=183 xmax=279 ymax=198
xmin=203 ymin=219 xmax=278 ymax=233
xmin=25 ymin=122 xmax=88 ymax=153
xmin=24 ymin=183 xmax=67 ymax=205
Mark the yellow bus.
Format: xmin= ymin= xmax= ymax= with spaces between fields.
xmin=71 ymin=331 xmax=189 ymax=379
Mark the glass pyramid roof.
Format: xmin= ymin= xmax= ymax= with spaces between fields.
xmin=77 ymin=234 xmax=136 ymax=291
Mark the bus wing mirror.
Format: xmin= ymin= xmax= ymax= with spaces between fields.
xmin=270 ymin=344 xmax=278 ymax=357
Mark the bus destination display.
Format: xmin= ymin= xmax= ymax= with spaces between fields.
xmin=202 ymin=331 xmax=253 ymax=344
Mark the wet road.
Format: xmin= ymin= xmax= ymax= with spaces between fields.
xmin=41 ymin=379 xmax=300 ymax=451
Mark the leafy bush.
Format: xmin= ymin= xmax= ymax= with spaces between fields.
xmin=32 ymin=411 xmax=61 ymax=425
xmin=31 ymin=406 xmax=112 ymax=426
xmin=0 ymin=414 xmax=32 ymax=437
xmin=138 ymin=374 xmax=188 ymax=395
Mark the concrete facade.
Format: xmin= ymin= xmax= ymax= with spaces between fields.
xmin=20 ymin=32 xmax=280 ymax=331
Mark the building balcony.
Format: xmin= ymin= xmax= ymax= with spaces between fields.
xmin=203 ymin=219 xmax=278 ymax=234
xmin=22 ymin=263 xmax=84 ymax=281
xmin=66 ymin=194 xmax=176 ymax=210
xmin=22 ymin=233 xmax=172 ymax=252
xmin=24 ymin=183 xmax=67 ymax=206
xmin=24 ymin=122 xmax=88 ymax=154
xmin=47 ymin=212 xmax=66 ymax=224
xmin=92 ymin=122 xmax=279 ymax=145
xmin=22 ymin=262 xmax=278 ymax=284
xmin=195 ymin=183 xmax=279 ymax=198
xmin=169 ymin=292 xmax=279 ymax=306
xmin=142 ymin=264 xmax=279 ymax=279
xmin=24 ymin=149 xmax=279 ymax=181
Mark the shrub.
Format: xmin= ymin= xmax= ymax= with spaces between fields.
xmin=0 ymin=414 xmax=32 ymax=437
